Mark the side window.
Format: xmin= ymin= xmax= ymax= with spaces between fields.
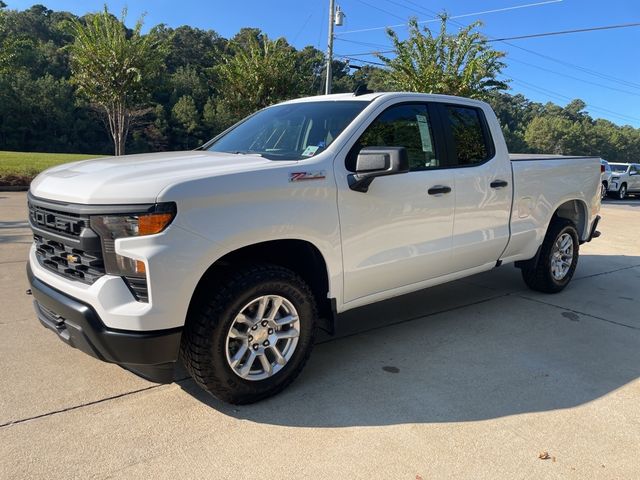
xmin=349 ymin=103 xmax=439 ymax=171
xmin=444 ymin=106 xmax=493 ymax=166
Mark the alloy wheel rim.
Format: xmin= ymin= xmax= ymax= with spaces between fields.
xmin=225 ymin=295 xmax=300 ymax=381
xmin=550 ymin=232 xmax=574 ymax=281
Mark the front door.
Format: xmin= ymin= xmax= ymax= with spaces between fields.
xmin=336 ymin=102 xmax=456 ymax=304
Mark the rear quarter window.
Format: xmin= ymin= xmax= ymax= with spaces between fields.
xmin=444 ymin=105 xmax=494 ymax=166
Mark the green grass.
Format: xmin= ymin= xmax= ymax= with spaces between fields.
xmin=0 ymin=151 xmax=104 ymax=185
xmin=0 ymin=150 xmax=103 ymax=176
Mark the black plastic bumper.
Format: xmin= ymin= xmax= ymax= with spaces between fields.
xmin=27 ymin=262 xmax=182 ymax=383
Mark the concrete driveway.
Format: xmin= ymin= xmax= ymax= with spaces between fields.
xmin=1 ymin=191 xmax=639 ymax=479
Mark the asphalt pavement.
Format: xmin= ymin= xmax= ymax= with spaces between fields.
xmin=1 ymin=192 xmax=639 ymax=479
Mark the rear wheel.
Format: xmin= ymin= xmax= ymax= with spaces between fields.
xmin=180 ymin=264 xmax=317 ymax=404
xmin=601 ymin=182 xmax=607 ymax=200
xmin=617 ymin=183 xmax=627 ymax=200
xmin=521 ymin=218 xmax=579 ymax=293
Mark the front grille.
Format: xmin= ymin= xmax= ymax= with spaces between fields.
xmin=29 ymin=201 xmax=106 ymax=285
xmin=34 ymin=234 xmax=105 ymax=284
xmin=29 ymin=203 xmax=87 ymax=237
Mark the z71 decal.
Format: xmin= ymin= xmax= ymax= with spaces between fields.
xmin=289 ymin=171 xmax=327 ymax=182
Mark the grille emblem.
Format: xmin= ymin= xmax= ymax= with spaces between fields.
xmin=66 ymin=254 xmax=81 ymax=264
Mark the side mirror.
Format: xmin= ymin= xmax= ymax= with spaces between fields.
xmin=630 ymin=171 xmax=638 ymax=176
xmin=348 ymin=146 xmax=409 ymax=192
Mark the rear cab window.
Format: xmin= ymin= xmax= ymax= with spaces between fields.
xmin=442 ymin=104 xmax=495 ymax=167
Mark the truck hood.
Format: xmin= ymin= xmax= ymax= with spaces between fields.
xmin=30 ymin=151 xmax=291 ymax=204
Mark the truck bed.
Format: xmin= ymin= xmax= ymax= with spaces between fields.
xmin=510 ymin=154 xmax=601 ymax=162
xmin=500 ymin=154 xmax=601 ymax=264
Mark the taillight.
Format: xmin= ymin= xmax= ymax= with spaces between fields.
xmin=601 ymin=164 xmax=605 ymax=173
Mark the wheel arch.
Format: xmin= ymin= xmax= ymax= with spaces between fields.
xmin=553 ymin=198 xmax=589 ymax=241
xmin=187 ymin=239 xmax=336 ymax=335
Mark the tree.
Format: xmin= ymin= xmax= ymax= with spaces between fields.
xmin=525 ymin=115 xmax=578 ymax=155
xmin=215 ymin=31 xmax=302 ymax=124
xmin=0 ymin=2 xmax=15 ymax=73
xmin=378 ymin=15 xmax=508 ymax=98
xmin=172 ymin=95 xmax=199 ymax=148
xmin=67 ymin=7 xmax=164 ymax=155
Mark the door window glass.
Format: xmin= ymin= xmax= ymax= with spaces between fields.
xmin=349 ymin=104 xmax=439 ymax=171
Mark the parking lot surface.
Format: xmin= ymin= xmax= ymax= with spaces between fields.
xmin=1 ymin=192 xmax=639 ymax=479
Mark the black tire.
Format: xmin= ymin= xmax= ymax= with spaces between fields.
xmin=601 ymin=182 xmax=607 ymax=200
xmin=521 ymin=218 xmax=579 ymax=293
xmin=617 ymin=183 xmax=627 ymax=200
xmin=180 ymin=264 xmax=317 ymax=404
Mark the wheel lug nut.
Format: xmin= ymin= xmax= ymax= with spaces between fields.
xmin=252 ymin=344 xmax=259 ymax=350
xmin=268 ymin=328 xmax=273 ymax=334
xmin=261 ymin=320 xmax=268 ymax=327
xmin=248 ymin=335 xmax=253 ymax=342
xmin=251 ymin=325 xmax=258 ymax=330
xmin=263 ymin=340 xmax=269 ymax=346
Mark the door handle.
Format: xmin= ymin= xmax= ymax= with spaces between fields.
xmin=427 ymin=185 xmax=452 ymax=195
xmin=490 ymin=180 xmax=509 ymax=189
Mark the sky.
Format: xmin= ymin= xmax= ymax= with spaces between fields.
xmin=6 ymin=0 xmax=640 ymax=127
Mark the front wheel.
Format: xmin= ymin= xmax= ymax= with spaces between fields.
xmin=180 ymin=264 xmax=317 ymax=404
xmin=617 ymin=184 xmax=627 ymax=200
xmin=521 ymin=218 xmax=579 ymax=293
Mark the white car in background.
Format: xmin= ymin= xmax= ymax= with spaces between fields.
xmin=608 ymin=163 xmax=640 ymax=200
xmin=601 ymin=159 xmax=612 ymax=199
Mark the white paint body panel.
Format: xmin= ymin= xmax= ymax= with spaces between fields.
xmin=28 ymin=93 xmax=601 ymax=331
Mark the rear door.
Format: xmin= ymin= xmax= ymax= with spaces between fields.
xmin=438 ymin=103 xmax=513 ymax=272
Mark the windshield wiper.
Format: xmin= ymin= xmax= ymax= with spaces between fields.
xmin=230 ymin=150 xmax=264 ymax=157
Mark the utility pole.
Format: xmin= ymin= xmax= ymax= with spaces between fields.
xmin=324 ymin=0 xmax=335 ymax=95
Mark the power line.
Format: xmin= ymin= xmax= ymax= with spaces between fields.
xmin=498 ymin=40 xmax=640 ymax=90
xmin=339 ymin=55 xmax=386 ymax=66
xmin=337 ymin=21 xmax=640 ymax=57
xmin=337 ymin=2 xmax=640 ymax=123
xmin=507 ymin=57 xmax=640 ymax=97
xmin=492 ymin=22 xmax=640 ymax=41
xmin=336 ymin=0 xmax=562 ymax=35
xmin=335 ymin=37 xmax=393 ymax=49
xmin=337 ymin=53 xmax=640 ymax=123
xmin=508 ymin=76 xmax=640 ymax=123
xmin=351 ymin=0 xmax=407 ymax=22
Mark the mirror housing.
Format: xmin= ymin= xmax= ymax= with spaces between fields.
xmin=348 ymin=147 xmax=409 ymax=192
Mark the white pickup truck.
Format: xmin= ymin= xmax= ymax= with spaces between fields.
xmin=27 ymin=92 xmax=601 ymax=404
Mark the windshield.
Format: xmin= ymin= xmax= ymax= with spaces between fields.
xmin=206 ymin=101 xmax=368 ymax=160
xmin=611 ymin=164 xmax=630 ymax=173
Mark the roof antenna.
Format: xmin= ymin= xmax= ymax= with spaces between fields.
xmin=353 ymin=84 xmax=373 ymax=96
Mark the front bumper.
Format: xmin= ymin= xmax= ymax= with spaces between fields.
xmin=27 ymin=262 xmax=182 ymax=383
xmin=608 ymin=179 xmax=622 ymax=191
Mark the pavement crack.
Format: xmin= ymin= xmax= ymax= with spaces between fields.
xmin=0 ymin=259 xmax=26 ymax=265
xmin=573 ymin=263 xmax=640 ymax=281
xmin=515 ymin=295 xmax=640 ymax=331
xmin=0 ymin=384 xmax=164 ymax=428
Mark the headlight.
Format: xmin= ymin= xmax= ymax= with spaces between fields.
xmin=91 ymin=202 xmax=176 ymax=277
